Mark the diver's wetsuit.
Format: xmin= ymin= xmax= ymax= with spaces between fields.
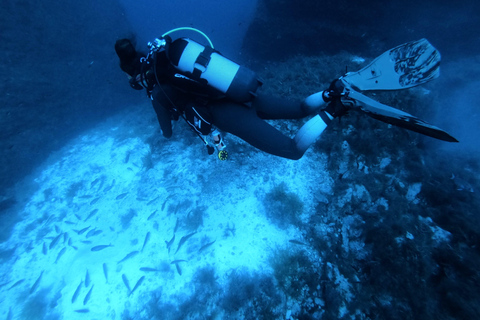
xmin=115 ymin=38 xmax=332 ymax=160
xmin=208 ymin=94 xmax=313 ymax=160
xmin=151 ymin=82 xmax=315 ymax=160
xmin=121 ymin=41 xmax=325 ymax=160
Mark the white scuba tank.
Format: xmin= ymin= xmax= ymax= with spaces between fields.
xmin=167 ymin=38 xmax=261 ymax=103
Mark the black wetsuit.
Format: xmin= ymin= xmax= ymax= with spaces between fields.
xmin=148 ymin=52 xmax=314 ymax=160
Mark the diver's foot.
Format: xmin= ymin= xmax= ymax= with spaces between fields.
xmin=321 ymin=79 xmax=350 ymax=118
xmin=322 ymin=99 xmax=350 ymax=118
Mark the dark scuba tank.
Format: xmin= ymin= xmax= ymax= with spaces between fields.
xmin=167 ymin=38 xmax=262 ymax=103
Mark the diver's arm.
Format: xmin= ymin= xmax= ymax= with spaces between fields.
xmin=150 ymin=86 xmax=174 ymax=138
xmin=151 ymin=98 xmax=173 ymax=138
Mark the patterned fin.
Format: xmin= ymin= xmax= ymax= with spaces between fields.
xmin=342 ymin=39 xmax=441 ymax=91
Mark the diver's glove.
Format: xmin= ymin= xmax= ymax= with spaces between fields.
xmin=321 ymin=79 xmax=350 ymax=118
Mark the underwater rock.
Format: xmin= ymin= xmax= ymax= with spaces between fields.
xmin=406 ymin=183 xmax=422 ymax=203
xmin=379 ymin=157 xmax=392 ymax=169
xmin=419 ymin=216 xmax=452 ymax=246
xmin=336 ymin=184 xmax=373 ymax=209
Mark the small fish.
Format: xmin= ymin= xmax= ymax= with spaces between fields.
xmin=81 ymin=240 xmax=93 ymax=244
xmin=139 ymin=267 xmax=158 ymax=272
xmin=72 ymin=281 xmax=83 ymax=303
xmin=165 ymin=234 xmax=175 ymax=253
xmin=147 ymin=210 xmax=157 ymax=221
xmin=102 ymin=263 xmax=108 ymax=283
xmin=175 ymin=232 xmax=196 ymax=254
xmin=175 ymin=263 xmax=182 ymax=276
xmin=198 ymin=240 xmax=216 ymax=253
xmin=83 ymin=285 xmax=94 ymax=305
xmin=147 ymin=196 xmax=159 ymax=206
xmin=451 ymin=174 xmax=474 ymax=192
xmin=89 ymin=197 xmax=100 ymax=205
xmin=8 ymin=279 xmax=25 ymax=290
xmin=142 ymin=232 xmax=151 ymax=252
xmin=42 ymin=242 xmax=48 ymax=255
xmin=161 ymin=197 xmax=169 ymax=211
xmin=7 ymin=307 xmax=13 ymax=320
xmin=117 ymin=251 xmax=139 ymax=264
xmin=74 ymin=214 xmax=82 ymax=220
xmin=116 ymin=192 xmax=128 ymax=200
xmin=91 ymin=177 xmax=101 ymax=188
xmin=90 ymin=230 xmax=103 ymax=238
xmin=84 ymin=209 xmax=98 ymax=222
xmin=85 ymin=228 xmax=99 ymax=238
xmin=49 ymin=233 xmax=63 ymax=250
xmin=171 ymin=260 xmax=185 ymax=276
xmin=122 ymin=274 xmax=131 ymax=294
xmin=63 ymin=232 xmax=68 ymax=243
xmin=104 ymin=179 xmax=115 ymax=192
xmin=75 ymin=226 xmax=91 ymax=235
xmin=124 ymin=151 xmax=131 ymax=163
xmin=170 ymin=260 xmax=187 ymax=264
xmin=74 ymin=308 xmax=90 ymax=313
xmin=54 ymin=225 xmax=61 ymax=233
xmin=289 ymin=239 xmax=307 ymax=246
xmin=91 ymin=244 xmax=113 ymax=252
xmin=29 ymin=271 xmax=44 ymax=294
xmin=85 ymin=270 xmax=90 ymax=287
xmin=64 ymin=220 xmax=75 ymax=225
xmin=55 ymin=247 xmax=67 ymax=264
xmin=129 ymin=276 xmax=145 ymax=296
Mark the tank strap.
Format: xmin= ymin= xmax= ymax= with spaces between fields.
xmin=192 ymin=46 xmax=214 ymax=81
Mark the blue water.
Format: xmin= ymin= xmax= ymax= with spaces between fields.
xmin=1 ymin=0 xmax=480 ymax=319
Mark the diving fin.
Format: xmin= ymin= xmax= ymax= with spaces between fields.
xmin=334 ymin=39 xmax=457 ymax=142
xmin=341 ymin=88 xmax=458 ymax=142
xmin=341 ymin=38 xmax=441 ymax=91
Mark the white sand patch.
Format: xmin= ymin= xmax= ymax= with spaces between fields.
xmin=0 ymin=106 xmax=333 ymax=319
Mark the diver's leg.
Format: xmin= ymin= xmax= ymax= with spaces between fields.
xmin=209 ymin=101 xmax=305 ymax=160
xmin=253 ymin=92 xmax=328 ymax=120
xmin=151 ymin=86 xmax=174 ymax=138
xmin=294 ymin=112 xmax=333 ymax=154
xmin=253 ymin=94 xmax=306 ymax=119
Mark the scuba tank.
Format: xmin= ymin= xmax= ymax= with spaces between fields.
xmin=167 ymin=38 xmax=262 ymax=103
xmin=149 ymin=28 xmax=262 ymax=103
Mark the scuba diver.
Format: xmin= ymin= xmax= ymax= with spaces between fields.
xmin=114 ymin=28 xmax=457 ymax=161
